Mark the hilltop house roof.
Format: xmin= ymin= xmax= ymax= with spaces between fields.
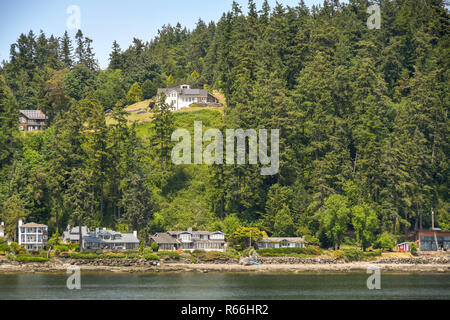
xmin=157 ymin=85 xmax=219 ymax=100
xmin=19 ymin=110 xmax=47 ymax=120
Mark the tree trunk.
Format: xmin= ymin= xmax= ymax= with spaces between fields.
xmin=79 ymin=223 xmax=83 ymax=252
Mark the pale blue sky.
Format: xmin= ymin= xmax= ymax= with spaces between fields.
xmin=0 ymin=0 xmax=326 ymax=69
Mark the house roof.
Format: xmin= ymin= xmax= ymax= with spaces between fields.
xmin=260 ymin=237 xmax=304 ymax=243
xmin=150 ymin=233 xmax=180 ymax=244
xmin=20 ymin=222 xmax=47 ymax=228
xmin=19 ymin=110 xmax=47 ymax=120
xmin=84 ymin=232 xmax=139 ymax=244
xmin=157 ymin=87 xmax=209 ymax=98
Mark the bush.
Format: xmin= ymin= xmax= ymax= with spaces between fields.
xmin=333 ymin=250 xmax=345 ymax=260
xmin=410 ymin=242 xmax=418 ymax=256
xmin=256 ymin=247 xmax=321 ymax=257
xmin=342 ymin=248 xmax=364 ymax=262
xmin=0 ymin=243 xmax=9 ymax=253
xmin=199 ymin=251 xmax=228 ymax=261
xmin=9 ymin=242 xmax=21 ymax=253
xmin=13 ymin=255 xmax=50 ymax=262
xmin=151 ymin=242 xmax=159 ymax=252
xmin=363 ymin=250 xmax=382 ymax=260
xmin=374 ymin=232 xmax=397 ymax=251
xmin=61 ymin=252 xmax=99 ymax=259
xmin=156 ymin=251 xmax=180 ymax=260
xmin=144 ymin=253 xmax=160 ymax=261
xmin=143 ymin=247 xmax=153 ymax=255
xmin=67 ymin=242 xmax=79 ymax=252
xmin=54 ymin=245 xmax=69 ymax=252
xmin=224 ymin=248 xmax=239 ymax=259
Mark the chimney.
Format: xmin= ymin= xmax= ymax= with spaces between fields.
xmin=96 ymin=228 xmax=99 ymax=237
xmin=1 ymin=222 xmax=4 ymax=226
xmin=431 ymin=209 xmax=435 ymax=230
xmin=188 ymin=227 xmax=192 ymax=233
xmin=18 ymin=220 xmax=23 ymax=227
xmin=133 ymin=231 xmax=137 ymax=238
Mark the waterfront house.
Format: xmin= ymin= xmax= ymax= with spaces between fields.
xmin=19 ymin=110 xmax=47 ymax=132
xmin=82 ymin=228 xmax=140 ymax=251
xmin=256 ymin=237 xmax=305 ymax=249
xmin=157 ymin=84 xmax=220 ymax=111
xmin=62 ymin=226 xmax=90 ymax=244
xmin=149 ymin=228 xmax=226 ymax=252
xmin=416 ymin=229 xmax=450 ymax=251
xmin=0 ymin=222 xmax=5 ymax=238
xmin=18 ymin=220 xmax=48 ymax=251
xmin=397 ymin=242 xmax=412 ymax=252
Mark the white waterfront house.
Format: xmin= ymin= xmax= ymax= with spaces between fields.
xmin=18 ymin=220 xmax=48 ymax=250
xmin=150 ymin=228 xmax=226 ymax=252
xmin=0 ymin=222 xmax=5 ymax=238
xmin=156 ymin=84 xmax=220 ymax=111
xmin=256 ymin=237 xmax=305 ymax=249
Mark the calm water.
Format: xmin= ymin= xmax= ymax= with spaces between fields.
xmin=0 ymin=273 xmax=449 ymax=300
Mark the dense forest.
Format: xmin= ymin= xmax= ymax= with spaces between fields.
xmin=0 ymin=0 xmax=448 ymax=250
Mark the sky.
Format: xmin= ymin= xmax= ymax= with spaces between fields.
xmin=0 ymin=0 xmax=326 ymax=69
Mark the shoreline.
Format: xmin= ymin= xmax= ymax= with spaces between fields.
xmin=0 ymin=258 xmax=449 ymax=274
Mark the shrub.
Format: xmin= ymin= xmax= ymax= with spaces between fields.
xmin=192 ymin=249 xmax=206 ymax=255
xmin=61 ymin=252 xmax=98 ymax=259
xmin=156 ymin=251 xmax=180 ymax=260
xmin=13 ymin=255 xmax=50 ymax=262
xmin=9 ymin=242 xmax=21 ymax=253
xmin=54 ymin=245 xmax=69 ymax=252
xmin=144 ymin=253 xmax=160 ymax=261
xmin=363 ymin=250 xmax=382 ymax=261
xmin=256 ymin=247 xmax=321 ymax=257
xmin=200 ymin=251 xmax=228 ymax=261
xmin=224 ymin=248 xmax=239 ymax=259
xmin=151 ymin=242 xmax=159 ymax=252
xmin=67 ymin=242 xmax=79 ymax=252
xmin=333 ymin=250 xmax=345 ymax=260
xmin=410 ymin=242 xmax=418 ymax=256
xmin=143 ymin=247 xmax=153 ymax=255
xmin=373 ymin=232 xmax=396 ymax=251
xmin=0 ymin=243 xmax=9 ymax=253
xmin=47 ymin=231 xmax=61 ymax=247
xmin=342 ymin=248 xmax=365 ymax=262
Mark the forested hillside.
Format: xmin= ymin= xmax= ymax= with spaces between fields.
xmin=0 ymin=0 xmax=448 ymax=249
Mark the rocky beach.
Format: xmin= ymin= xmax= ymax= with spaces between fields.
xmin=0 ymin=256 xmax=448 ymax=274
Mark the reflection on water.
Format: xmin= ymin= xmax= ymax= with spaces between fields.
xmin=0 ymin=273 xmax=449 ymax=300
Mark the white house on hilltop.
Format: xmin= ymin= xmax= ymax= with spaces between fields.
xmin=157 ymin=84 xmax=220 ymax=111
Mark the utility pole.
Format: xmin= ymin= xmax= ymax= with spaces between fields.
xmin=249 ymin=230 xmax=252 ymax=248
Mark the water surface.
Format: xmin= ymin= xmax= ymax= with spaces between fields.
xmin=0 ymin=273 xmax=449 ymax=300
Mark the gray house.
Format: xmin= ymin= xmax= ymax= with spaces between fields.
xmin=150 ymin=228 xmax=226 ymax=252
xmin=62 ymin=226 xmax=90 ymax=243
xmin=83 ymin=228 xmax=140 ymax=251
